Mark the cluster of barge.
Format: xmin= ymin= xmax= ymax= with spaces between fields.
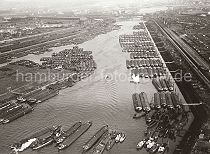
xmin=152 ymin=78 xmax=174 ymax=92
xmin=132 ymin=91 xmax=190 ymax=153
xmin=10 ymin=122 xmax=126 ymax=154
xmin=120 ymin=20 xmax=192 ymax=153
xmin=40 ymin=46 xmax=97 ymax=72
xmin=0 ymin=45 xmax=97 ymax=124
xmin=120 ymin=25 xmax=167 ymax=81
xmin=127 ymin=59 xmax=163 ymax=68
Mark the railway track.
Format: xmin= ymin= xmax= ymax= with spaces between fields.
xmin=154 ymin=21 xmax=210 ymax=90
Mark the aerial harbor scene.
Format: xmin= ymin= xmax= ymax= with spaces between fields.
xmin=0 ymin=0 xmax=210 ymax=154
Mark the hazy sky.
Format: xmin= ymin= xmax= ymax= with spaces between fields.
xmin=1 ymin=0 xmax=172 ymax=10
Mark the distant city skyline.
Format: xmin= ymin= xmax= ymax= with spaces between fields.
xmin=0 ymin=0 xmax=176 ymax=10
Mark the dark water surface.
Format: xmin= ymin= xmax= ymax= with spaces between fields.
xmin=0 ymin=19 xmax=178 ymax=154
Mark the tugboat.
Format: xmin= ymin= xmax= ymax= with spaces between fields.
xmin=83 ymin=125 xmax=108 ymax=151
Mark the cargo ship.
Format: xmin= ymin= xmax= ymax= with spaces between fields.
xmin=56 ymin=122 xmax=82 ymax=144
xmin=58 ymin=122 xmax=92 ymax=150
xmin=83 ymin=125 xmax=108 ymax=151
xmin=132 ymin=93 xmax=142 ymax=112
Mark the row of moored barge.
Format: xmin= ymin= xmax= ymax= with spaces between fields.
xmin=131 ymin=67 xmax=165 ymax=78
xmin=121 ymin=21 xmax=191 ymax=154
xmin=152 ymin=78 xmax=174 ymax=92
xmin=11 ymin=122 xmax=126 ymax=154
xmin=127 ymin=59 xmax=163 ymax=68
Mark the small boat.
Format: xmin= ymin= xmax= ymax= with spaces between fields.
xmin=133 ymin=112 xmax=146 ymax=119
xmin=146 ymin=140 xmax=156 ymax=150
xmin=144 ymin=137 xmax=154 ymax=148
xmin=119 ymin=133 xmax=126 ymax=143
xmin=115 ymin=133 xmax=121 ymax=143
xmin=105 ymin=75 xmax=111 ymax=80
xmin=136 ymin=139 xmax=147 ymax=150
xmin=158 ymin=142 xmax=169 ymax=154
xmin=106 ymin=139 xmax=115 ymax=151
xmin=149 ymin=143 xmax=160 ymax=153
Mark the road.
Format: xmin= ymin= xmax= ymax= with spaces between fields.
xmin=154 ymin=21 xmax=210 ymax=89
